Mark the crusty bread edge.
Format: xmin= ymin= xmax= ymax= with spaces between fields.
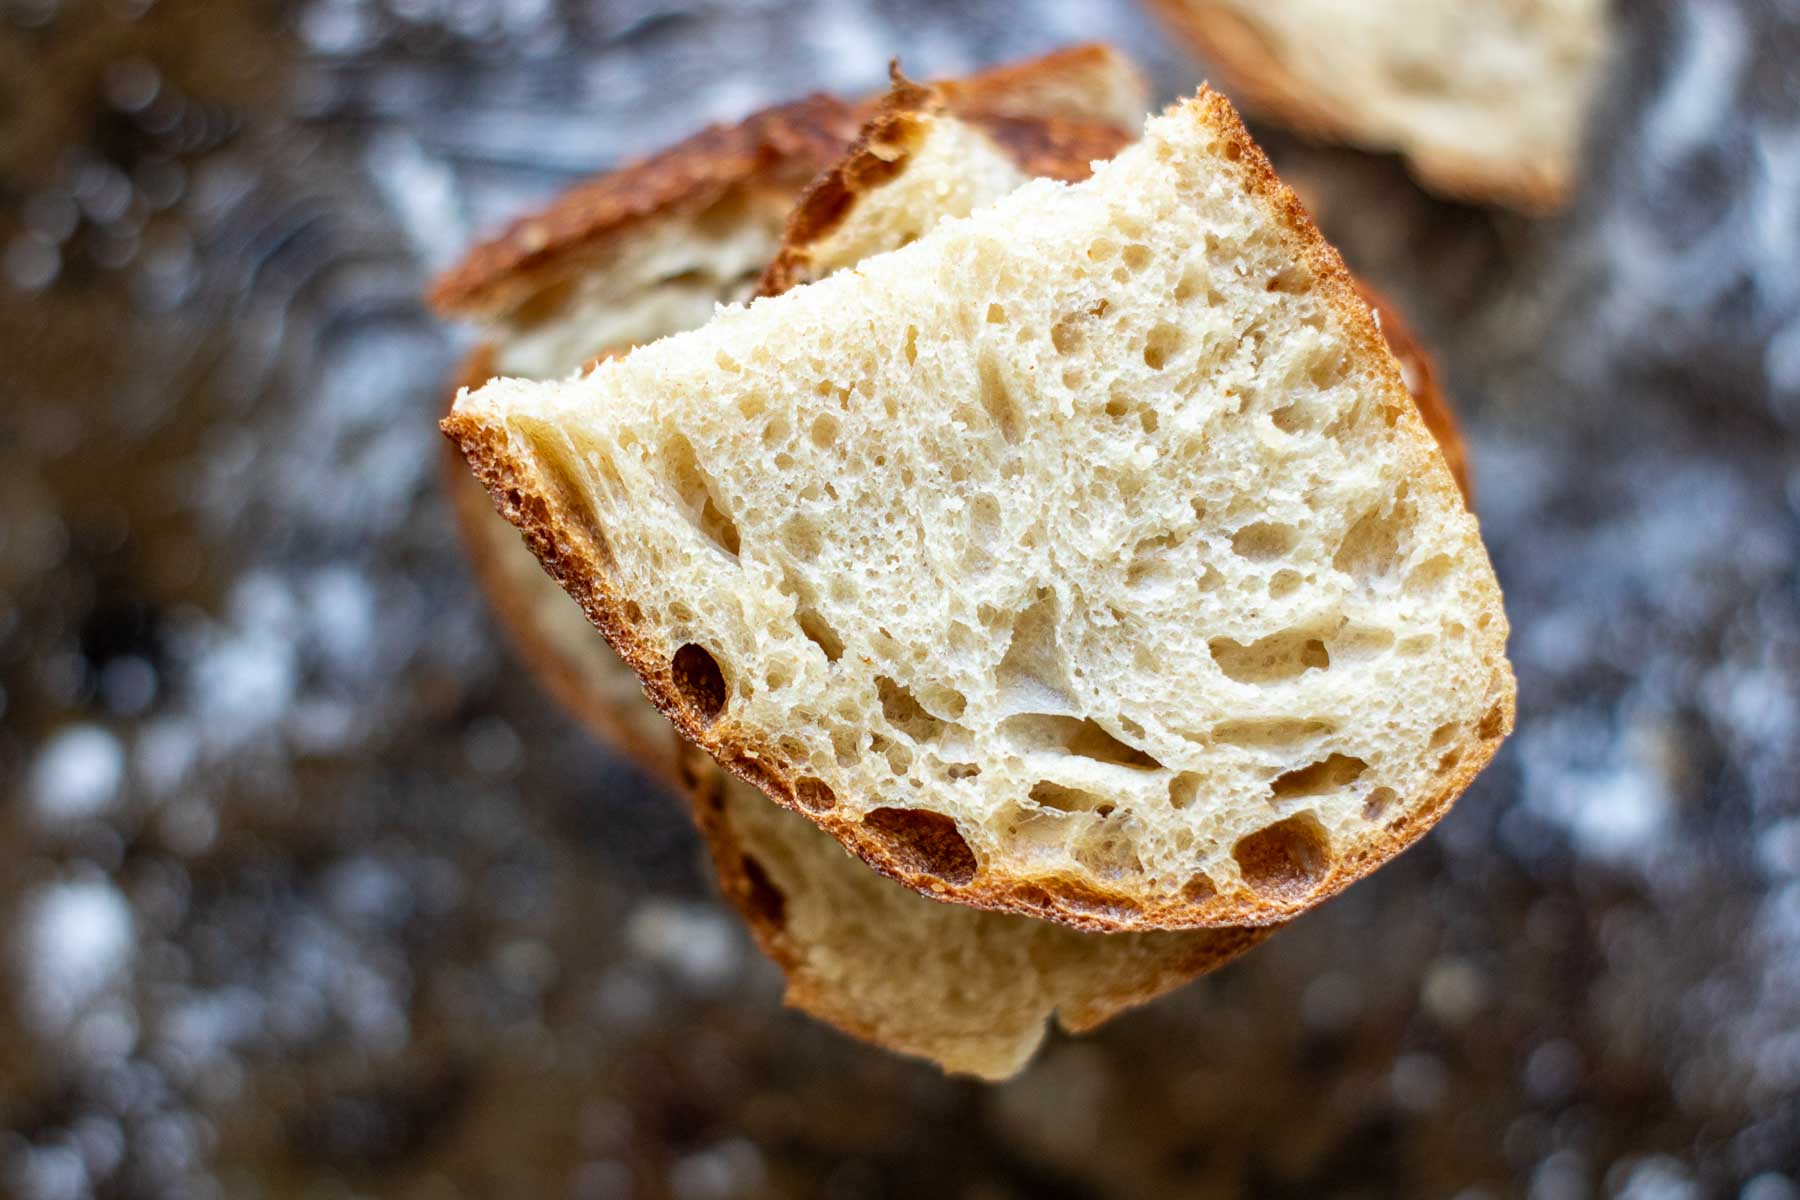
xmin=1141 ymin=0 xmax=1572 ymax=212
xmin=758 ymin=76 xmax=1133 ymax=297
xmin=432 ymin=44 xmax=1151 ymax=322
xmin=429 ymin=94 xmax=863 ymax=320
xmin=677 ymin=743 xmax=1279 ymax=1076
xmin=440 ymin=346 xmax=688 ymax=787
xmin=442 ymin=87 xmax=1516 ymax=932
xmin=1352 ymin=281 xmax=1470 ymax=502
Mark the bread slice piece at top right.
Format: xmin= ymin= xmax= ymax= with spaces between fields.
xmin=1143 ymin=0 xmax=1613 ymax=211
xmin=445 ymin=89 xmax=1516 ymax=932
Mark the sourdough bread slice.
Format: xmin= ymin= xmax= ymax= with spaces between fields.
xmin=446 ymin=89 xmax=1514 ymax=932
xmin=1143 ymin=0 xmax=1612 ymax=211
xmin=686 ymin=749 xmax=1270 ymax=1079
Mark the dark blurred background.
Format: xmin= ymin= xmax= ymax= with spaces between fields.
xmin=3 ymin=1 xmax=1800 ymax=1196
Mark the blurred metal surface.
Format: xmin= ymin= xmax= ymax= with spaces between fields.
xmin=2 ymin=0 xmax=1799 ymax=1196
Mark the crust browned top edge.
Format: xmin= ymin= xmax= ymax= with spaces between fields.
xmin=935 ymin=42 xmax=1150 ymax=130
xmin=1141 ymin=0 xmax=1570 ymax=213
xmin=443 ymin=87 xmax=1516 ymax=933
xmin=432 ymin=44 xmax=1150 ymax=322
xmin=759 ymin=79 xmax=1133 ymax=298
xmin=429 ymin=93 xmax=864 ymax=320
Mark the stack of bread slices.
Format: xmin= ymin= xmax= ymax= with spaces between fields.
xmin=432 ymin=44 xmax=1514 ymax=1079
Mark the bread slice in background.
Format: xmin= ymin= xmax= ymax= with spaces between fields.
xmin=686 ymin=747 xmax=1270 ymax=1079
xmin=445 ymin=89 xmax=1515 ymax=932
xmin=1142 ymin=0 xmax=1612 ymax=211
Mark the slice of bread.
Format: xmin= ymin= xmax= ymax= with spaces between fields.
xmin=685 ymin=747 xmax=1270 ymax=1079
xmin=1143 ymin=0 xmax=1612 ymax=211
xmin=445 ymin=89 xmax=1515 ymax=931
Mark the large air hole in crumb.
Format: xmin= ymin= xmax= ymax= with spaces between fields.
xmin=1182 ymin=873 xmax=1217 ymax=902
xmin=1266 ymin=265 xmax=1312 ymax=293
xmin=810 ymin=414 xmax=839 ymax=448
xmin=977 ymin=350 xmax=1022 ymax=444
xmin=1478 ymin=704 xmax=1507 ymax=740
xmin=876 ymin=677 xmax=948 ymax=743
xmin=1429 ymin=722 xmax=1460 ymax=750
xmin=796 ymin=605 xmax=844 ymax=662
xmin=1127 ymin=531 xmax=1180 ymax=588
xmin=1143 ymin=324 xmax=1184 ymax=370
xmin=1335 ymin=497 xmax=1414 ymax=579
xmin=1122 ymin=243 xmax=1152 ymax=272
xmin=661 ymin=433 xmax=741 ymax=557
xmin=1270 ymin=754 xmax=1368 ymax=801
xmin=1051 ymin=315 xmax=1085 ymax=356
xmin=780 ymin=514 xmax=823 ymax=560
xmin=1233 ymin=813 xmax=1331 ymax=901
xmin=1231 ymin=521 xmax=1298 ymax=561
xmin=1209 ymin=626 xmax=1332 ymax=684
xmin=1168 ymin=772 xmax=1203 ymax=810
xmin=860 ymin=807 xmax=977 ymax=885
xmin=986 ymin=303 xmax=1007 ymax=324
xmin=1002 ymin=715 xmax=1163 ymax=770
xmin=995 ymin=591 xmax=1079 ymax=714
xmin=1405 ymin=554 xmax=1455 ymax=594
xmin=793 ymin=777 xmax=835 ymax=813
xmin=1271 ymin=401 xmax=1321 ymax=434
xmin=1028 ymin=780 xmax=1112 ymax=813
xmin=965 ymin=494 xmax=1002 ymax=571
xmin=1269 ymin=569 xmax=1302 ymax=598
xmin=671 ymin=644 xmax=727 ymax=725
xmin=522 ymin=436 xmax=615 ymax=572
xmin=1213 ymin=718 xmax=1335 ymax=748
xmin=1330 ymin=624 xmax=1397 ymax=661
xmin=1363 ymin=787 xmax=1396 ymax=821
xmin=1072 ymin=824 xmax=1143 ymax=880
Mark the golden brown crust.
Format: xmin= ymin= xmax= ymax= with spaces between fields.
xmin=442 ymin=87 xmax=1515 ymax=932
xmin=935 ymin=43 xmax=1150 ymax=129
xmin=428 ymin=93 xmax=865 ymax=320
xmin=759 ymin=78 xmax=1132 ymax=298
xmin=677 ymin=741 xmax=1278 ymax=1069
xmin=433 ymin=45 xmax=1148 ymax=324
xmin=1142 ymin=0 xmax=1570 ymax=212
xmin=1351 ymin=280 xmax=1470 ymax=502
xmin=440 ymin=347 xmax=686 ymax=786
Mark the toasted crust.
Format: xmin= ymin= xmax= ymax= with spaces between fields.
xmin=440 ymin=347 xmax=688 ymax=785
xmin=678 ymin=744 xmax=1276 ymax=1074
xmin=1143 ymin=0 xmax=1573 ymax=212
xmin=429 ymin=94 xmax=865 ymax=321
xmin=432 ymin=45 xmax=1147 ymax=324
xmin=758 ymin=77 xmax=1131 ymax=297
xmin=442 ymin=87 xmax=1517 ymax=932
xmin=1352 ymin=281 xmax=1469 ymax=501
xmin=935 ymin=43 xmax=1151 ymax=131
